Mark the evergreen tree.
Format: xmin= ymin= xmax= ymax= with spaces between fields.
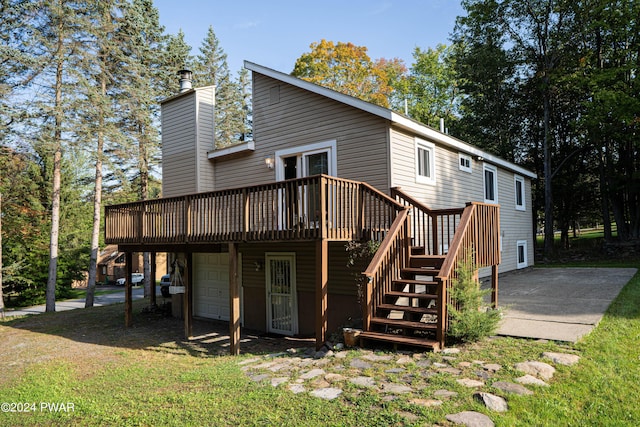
xmin=81 ymin=0 xmax=124 ymax=307
xmin=193 ymin=26 xmax=242 ymax=148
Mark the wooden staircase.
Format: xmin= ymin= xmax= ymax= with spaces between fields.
xmin=360 ymin=247 xmax=445 ymax=351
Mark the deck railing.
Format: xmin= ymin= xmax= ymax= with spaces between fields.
xmin=435 ymin=202 xmax=501 ymax=346
xmin=361 ymin=208 xmax=411 ymax=331
xmin=391 ymin=188 xmax=464 ymax=255
xmin=105 ymin=175 xmax=405 ymax=245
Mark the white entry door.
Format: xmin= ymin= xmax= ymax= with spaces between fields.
xmin=193 ymin=253 xmax=229 ymax=321
xmin=266 ymin=253 xmax=297 ymax=335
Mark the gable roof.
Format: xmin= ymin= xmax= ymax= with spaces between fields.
xmin=244 ymin=61 xmax=536 ymax=179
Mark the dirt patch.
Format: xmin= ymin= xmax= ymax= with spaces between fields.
xmin=0 ymin=299 xmax=312 ymax=386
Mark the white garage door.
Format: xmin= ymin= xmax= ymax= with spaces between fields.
xmin=193 ymin=253 xmax=229 ymax=321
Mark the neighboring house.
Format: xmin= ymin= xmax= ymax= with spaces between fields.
xmin=97 ymin=245 xmax=167 ymax=285
xmin=105 ymin=63 xmax=536 ymax=354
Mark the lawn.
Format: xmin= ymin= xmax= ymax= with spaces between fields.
xmin=0 ymin=262 xmax=638 ymax=425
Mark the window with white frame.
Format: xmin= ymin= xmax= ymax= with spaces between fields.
xmin=415 ymin=138 xmax=436 ymax=185
xmin=516 ymin=240 xmax=528 ymax=269
xmin=483 ymin=164 xmax=498 ymax=203
xmin=459 ymin=153 xmax=472 ymax=173
xmin=514 ymin=175 xmax=525 ymax=211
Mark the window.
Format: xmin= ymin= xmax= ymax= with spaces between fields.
xmin=514 ymin=175 xmax=525 ymax=211
xmin=483 ymin=164 xmax=498 ymax=203
xmin=415 ymin=138 xmax=436 ymax=185
xmin=275 ymin=140 xmax=337 ymax=181
xmin=459 ymin=153 xmax=472 ymax=173
xmin=516 ymin=240 xmax=528 ymax=269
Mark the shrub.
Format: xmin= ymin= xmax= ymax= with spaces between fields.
xmin=447 ymin=249 xmax=501 ymax=343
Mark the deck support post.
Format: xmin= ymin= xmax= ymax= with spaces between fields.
xmin=229 ymin=243 xmax=241 ymax=355
xmin=150 ymin=252 xmax=157 ymax=307
xmin=491 ymin=265 xmax=499 ymax=308
xmin=184 ymin=252 xmax=193 ymax=339
xmin=315 ymin=239 xmax=328 ymax=350
xmin=125 ymin=251 xmax=133 ymax=327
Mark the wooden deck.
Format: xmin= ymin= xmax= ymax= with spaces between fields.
xmin=104 ymin=176 xmax=501 ymax=353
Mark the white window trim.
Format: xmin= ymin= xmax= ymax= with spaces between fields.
xmin=514 ymin=175 xmax=526 ymax=211
xmin=275 ymin=140 xmax=337 ymax=181
xmin=516 ymin=240 xmax=528 ymax=269
xmin=415 ymin=138 xmax=436 ymax=185
xmin=483 ymin=163 xmax=498 ymax=204
xmin=459 ymin=153 xmax=472 ymax=173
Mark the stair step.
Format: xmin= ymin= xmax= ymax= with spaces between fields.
xmin=377 ymin=304 xmax=437 ymax=315
xmin=371 ymin=317 xmax=438 ymax=331
xmin=410 ymin=255 xmax=446 ymax=268
xmin=402 ymin=267 xmax=440 ymax=276
xmin=359 ymin=331 xmax=440 ymax=350
xmin=410 ymin=246 xmax=426 ymax=255
xmin=393 ymin=279 xmax=438 ymax=286
xmin=386 ymin=291 xmax=438 ymax=300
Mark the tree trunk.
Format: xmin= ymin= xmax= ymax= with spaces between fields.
xmin=46 ymin=34 xmax=64 ymax=312
xmin=543 ymin=79 xmax=554 ymax=259
xmin=85 ymin=63 xmax=108 ymax=307
xmin=0 ymin=193 xmax=5 ymax=318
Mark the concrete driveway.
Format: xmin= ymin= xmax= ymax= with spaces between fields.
xmin=496 ymin=267 xmax=637 ymax=342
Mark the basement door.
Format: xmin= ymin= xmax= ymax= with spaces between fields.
xmin=193 ymin=253 xmax=233 ymax=321
xmin=265 ymin=253 xmax=298 ymax=335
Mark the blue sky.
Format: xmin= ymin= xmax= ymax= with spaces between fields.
xmin=154 ymin=0 xmax=466 ymax=74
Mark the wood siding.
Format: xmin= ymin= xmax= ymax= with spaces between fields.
xmin=212 ymin=73 xmax=390 ymax=191
xmin=388 ymin=126 xmax=534 ymax=274
xmin=161 ymin=87 xmax=215 ymax=198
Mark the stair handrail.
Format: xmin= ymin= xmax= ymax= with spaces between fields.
xmin=435 ymin=202 xmax=501 ymax=347
xmin=391 ymin=187 xmax=464 ymax=255
xmin=361 ymin=207 xmax=410 ymax=332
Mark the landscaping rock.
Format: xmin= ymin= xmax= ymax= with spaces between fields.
xmin=492 ymin=381 xmax=533 ymax=396
xmin=249 ymin=373 xmax=270 ymax=382
xmin=349 ymin=358 xmax=372 ymax=369
xmin=543 ymin=351 xmax=581 ymax=366
xmin=416 ymin=360 xmax=432 ymax=368
xmin=515 ymin=374 xmax=549 ymax=387
xmin=299 ymin=368 xmax=325 ymax=380
xmin=310 ymin=387 xmax=342 ymax=400
xmin=385 ymin=368 xmax=405 ymax=374
xmin=443 ymin=347 xmax=461 ymax=355
xmin=434 ymin=389 xmax=458 ymax=399
xmin=483 ymin=363 xmax=502 ymax=372
xmin=380 ymin=382 xmax=413 ymax=394
xmin=324 ymin=373 xmax=346 ymax=383
xmin=458 ymin=361 xmax=472 ymax=368
xmin=361 ymin=353 xmax=393 ymax=362
xmin=409 ymin=398 xmax=443 ymax=407
xmin=439 ymin=367 xmax=462 ymax=375
xmin=396 ymin=356 xmax=413 ymax=364
xmin=288 ymin=384 xmax=306 ymax=394
xmin=514 ymin=361 xmax=555 ymax=380
xmin=270 ymin=377 xmax=288 ymax=387
xmin=474 ymin=392 xmax=508 ymax=412
xmin=350 ymin=376 xmax=376 ymax=388
xmin=457 ymin=378 xmax=485 ymax=388
xmin=446 ymin=411 xmax=495 ymax=427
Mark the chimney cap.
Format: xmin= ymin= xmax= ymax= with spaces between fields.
xmin=178 ymin=69 xmax=193 ymax=93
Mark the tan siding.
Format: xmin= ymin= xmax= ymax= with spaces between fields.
xmin=161 ymin=87 xmax=216 ymax=197
xmin=389 ymin=126 xmax=535 ymax=274
xmin=213 ymin=73 xmax=390 ymax=191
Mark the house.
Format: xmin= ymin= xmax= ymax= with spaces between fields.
xmin=96 ymin=245 xmax=167 ymax=285
xmin=105 ymin=63 xmax=536 ymax=354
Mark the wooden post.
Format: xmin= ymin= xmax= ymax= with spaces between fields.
xmin=125 ymin=251 xmax=133 ymax=327
xmin=315 ymin=239 xmax=328 ymax=350
xmin=229 ymin=243 xmax=241 ymax=355
xmin=436 ymin=278 xmax=446 ymax=349
xmin=184 ymin=253 xmax=193 ymax=339
xmin=150 ymin=252 xmax=157 ymax=307
xmin=491 ymin=265 xmax=499 ymax=308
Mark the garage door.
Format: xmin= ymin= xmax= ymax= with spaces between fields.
xmin=193 ymin=253 xmax=229 ymax=321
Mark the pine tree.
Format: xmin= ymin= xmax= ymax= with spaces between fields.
xmin=117 ymin=0 xmax=167 ymax=295
xmin=82 ymin=0 xmax=124 ymax=307
xmin=193 ymin=26 xmax=242 ymax=148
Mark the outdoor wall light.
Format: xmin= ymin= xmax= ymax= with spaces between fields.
xmin=264 ymin=155 xmax=275 ymax=169
xmin=254 ymin=260 xmax=264 ymax=271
